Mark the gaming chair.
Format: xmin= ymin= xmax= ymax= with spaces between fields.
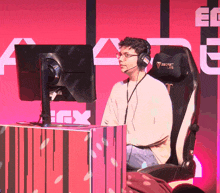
xmin=138 ymin=46 xmax=200 ymax=183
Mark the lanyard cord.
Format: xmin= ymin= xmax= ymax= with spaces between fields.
xmin=124 ymin=73 xmax=147 ymax=125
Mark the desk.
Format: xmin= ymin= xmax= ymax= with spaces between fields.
xmin=0 ymin=124 xmax=126 ymax=193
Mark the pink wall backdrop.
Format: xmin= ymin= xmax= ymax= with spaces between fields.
xmin=0 ymin=0 xmax=219 ymax=192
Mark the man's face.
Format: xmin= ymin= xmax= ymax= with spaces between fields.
xmin=117 ymin=46 xmax=139 ymax=74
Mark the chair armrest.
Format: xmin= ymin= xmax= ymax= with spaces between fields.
xmin=138 ymin=162 xmax=195 ymax=183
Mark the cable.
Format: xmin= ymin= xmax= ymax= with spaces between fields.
xmin=131 ymin=72 xmax=140 ymax=131
xmin=124 ymin=73 xmax=147 ymax=125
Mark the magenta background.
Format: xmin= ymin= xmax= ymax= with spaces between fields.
xmin=0 ymin=0 xmax=219 ymax=192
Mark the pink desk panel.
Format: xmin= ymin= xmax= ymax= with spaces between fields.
xmin=0 ymin=124 xmax=126 ymax=193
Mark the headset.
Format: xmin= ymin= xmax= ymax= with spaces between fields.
xmin=123 ymin=40 xmax=151 ymax=73
xmin=137 ymin=40 xmax=151 ymax=69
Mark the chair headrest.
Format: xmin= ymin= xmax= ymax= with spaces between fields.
xmin=151 ymin=50 xmax=190 ymax=82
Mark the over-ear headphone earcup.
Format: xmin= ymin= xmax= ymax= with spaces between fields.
xmin=137 ymin=52 xmax=151 ymax=68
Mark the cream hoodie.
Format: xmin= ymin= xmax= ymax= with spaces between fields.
xmin=101 ymin=74 xmax=173 ymax=164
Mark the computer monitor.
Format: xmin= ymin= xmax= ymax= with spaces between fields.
xmin=15 ymin=44 xmax=96 ymax=127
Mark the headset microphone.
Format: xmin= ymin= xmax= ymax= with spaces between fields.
xmin=124 ymin=65 xmax=138 ymax=73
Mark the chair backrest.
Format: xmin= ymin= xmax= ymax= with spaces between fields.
xmin=148 ymin=46 xmax=200 ymax=165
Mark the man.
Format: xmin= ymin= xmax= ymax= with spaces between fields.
xmin=101 ymin=37 xmax=173 ymax=170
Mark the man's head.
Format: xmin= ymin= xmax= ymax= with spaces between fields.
xmin=117 ymin=37 xmax=151 ymax=73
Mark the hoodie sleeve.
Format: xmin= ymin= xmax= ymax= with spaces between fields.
xmin=101 ymin=85 xmax=119 ymax=126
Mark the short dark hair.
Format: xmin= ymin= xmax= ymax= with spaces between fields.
xmin=119 ymin=37 xmax=151 ymax=56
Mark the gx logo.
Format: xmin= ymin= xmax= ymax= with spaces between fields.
xmin=51 ymin=110 xmax=91 ymax=125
